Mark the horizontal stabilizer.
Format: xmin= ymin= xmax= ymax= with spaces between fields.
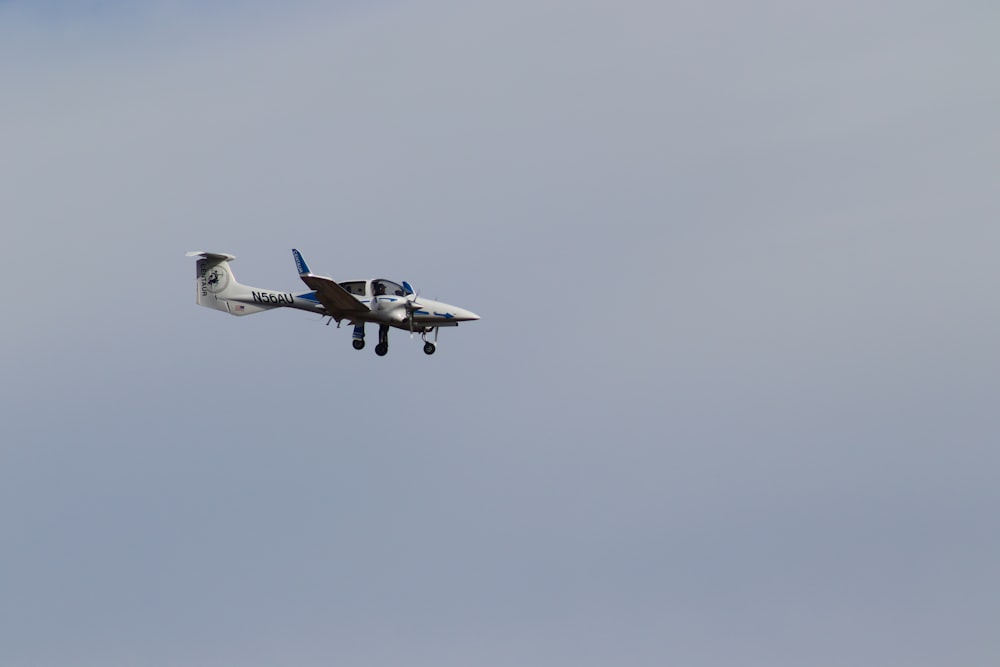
xmin=186 ymin=251 xmax=237 ymax=262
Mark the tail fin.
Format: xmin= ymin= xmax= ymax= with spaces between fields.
xmin=187 ymin=251 xmax=271 ymax=316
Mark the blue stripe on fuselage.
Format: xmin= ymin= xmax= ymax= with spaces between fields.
xmin=296 ymin=291 xmax=319 ymax=302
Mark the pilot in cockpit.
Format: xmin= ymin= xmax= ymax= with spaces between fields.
xmin=373 ymin=280 xmax=386 ymax=296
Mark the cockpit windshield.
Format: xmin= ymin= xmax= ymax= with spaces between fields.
xmin=371 ymin=279 xmax=405 ymax=297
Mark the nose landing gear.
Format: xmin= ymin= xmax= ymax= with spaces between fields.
xmin=420 ymin=327 xmax=439 ymax=355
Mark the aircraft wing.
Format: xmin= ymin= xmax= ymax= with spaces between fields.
xmin=300 ymin=274 xmax=370 ymax=318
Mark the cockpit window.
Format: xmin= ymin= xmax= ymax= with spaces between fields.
xmin=372 ymin=280 xmax=404 ymax=297
xmin=339 ymin=281 xmax=366 ymax=296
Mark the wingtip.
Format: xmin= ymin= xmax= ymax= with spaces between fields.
xmin=291 ymin=248 xmax=311 ymax=275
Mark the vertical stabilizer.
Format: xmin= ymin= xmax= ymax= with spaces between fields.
xmin=186 ymin=251 xmax=270 ymax=316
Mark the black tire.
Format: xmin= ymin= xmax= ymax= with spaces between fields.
xmin=352 ymin=339 xmax=365 ymax=350
xmin=423 ymin=342 xmax=436 ymax=355
xmin=375 ymin=343 xmax=388 ymax=356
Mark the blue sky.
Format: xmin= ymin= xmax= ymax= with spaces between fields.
xmin=2 ymin=1 xmax=999 ymax=665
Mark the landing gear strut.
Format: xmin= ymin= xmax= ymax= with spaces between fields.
xmin=420 ymin=327 xmax=438 ymax=355
xmin=375 ymin=324 xmax=389 ymax=356
xmin=352 ymin=324 xmax=365 ymax=350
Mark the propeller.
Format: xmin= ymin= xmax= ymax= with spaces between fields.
xmin=374 ymin=280 xmax=423 ymax=335
xmin=402 ymin=280 xmax=422 ymax=336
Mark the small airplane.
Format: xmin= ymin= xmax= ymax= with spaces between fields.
xmin=187 ymin=249 xmax=480 ymax=355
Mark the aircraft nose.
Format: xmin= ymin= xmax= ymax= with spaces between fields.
xmin=460 ymin=308 xmax=480 ymax=321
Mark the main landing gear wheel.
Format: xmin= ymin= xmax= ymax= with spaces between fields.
xmin=352 ymin=339 xmax=365 ymax=350
xmin=375 ymin=324 xmax=389 ymax=356
xmin=423 ymin=342 xmax=436 ymax=355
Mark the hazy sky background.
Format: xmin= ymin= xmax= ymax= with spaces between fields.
xmin=2 ymin=1 xmax=998 ymax=665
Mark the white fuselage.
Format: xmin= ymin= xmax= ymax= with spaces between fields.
xmin=240 ymin=280 xmax=479 ymax=330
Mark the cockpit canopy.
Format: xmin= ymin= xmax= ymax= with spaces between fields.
xmin=338 ymin=280 xmax=367 ymax=296
xmin=337 ymin=279 xmax=407 ymax=298
xmin=371 ymin=279 xmax=405 ymax=297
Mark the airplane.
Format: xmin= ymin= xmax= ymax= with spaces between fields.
xmin=187 ymin=249 xmax=480 ymax=356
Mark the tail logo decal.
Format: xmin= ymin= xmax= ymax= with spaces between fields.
xmin=205 ymin=267 xmax=229 ymax=293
